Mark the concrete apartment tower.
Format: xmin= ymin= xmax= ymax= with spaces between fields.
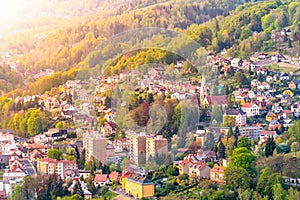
xmin=126 ymin=131 xmax=168 ymax=165
xmin=83 ymin=131 xmax=107 ymax=164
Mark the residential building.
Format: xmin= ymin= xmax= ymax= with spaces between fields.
xmin=101 ymin=121 xmax=117 ymax=137
xmin=288 ymin=80 xmax=300 ymax=90
xmin=109 ymin=172 xmax=120 ymax=183
xmin=112 ymin=138 xmax=130 ymax=153
xmin=291 ymin=101 xmax=300 ymax=117
xmin=127 ymin=131 xmax=147 ymax=165
xmin=44 ymin=129 xmax=67 ymax=142
xmin=189 ymin=163 xmax=211 ymax=179
xmin=127 ymin=132 xmax=168 ymax=165
xmin=203 ymin=96 xmax=228 ymax=109
xmin=241 ymin=103 xmax=259 ymax=117
xmin=210 ymin=165 xmax=226 ymax=184
xmin=196 ymin=149 xmax=216 ymax=162
xmin=145 ymin=135 xmax=168 ymax=161
xmin=223 ymin=109 xmax=246 ymax=127
xmin=239 ymin=126 xmax=261 ymax=141
xmin=260 ymin=131 xmax=277 ymax=140
xmin=3 ymin=171 xmax=27 ymax=182
xmin=93 ymin=174 xmax=109 ymax=187
xmin=231 ymin=58 xmax=243 ymax=67
xmin=37 ymin=158 xmax=77 ymax=179
xmin=123 ymin=175 xmax=154 ymax=199
xmin=83 ymin=131 xmax=107 ymax=164
xmin=266 ymin=111 xmax=278 ymax=122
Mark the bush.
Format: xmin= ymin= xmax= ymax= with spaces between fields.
xmin=112 ymin=183 xmax=117 ymax=190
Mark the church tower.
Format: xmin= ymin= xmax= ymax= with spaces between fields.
xmin=200 ymin=76 xmax=208 ymax=106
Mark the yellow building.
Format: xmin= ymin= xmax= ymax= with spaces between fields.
xmin=123 ymin=175 xmax=154 ymax=198
xmin=210 ymin=165 xmax=226 ymax=184
xmin=37 ymin=158 xmax=56 ymax=174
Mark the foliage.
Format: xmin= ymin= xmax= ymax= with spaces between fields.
xmin=223 ymin=116 xmax=236 ymax=127
xmin=228 ymin=147 xmax=256 ymax=174
xmin=238 ymin=136 xmax=251 ymax=150
xmin=225 ymin=167 xmax=251 ymax=191
xmin=47 ymin=148 xmax=63 ymax=160
xmin=256 ymin=167 xmax=283 ymax=199
xmin=217 ymin=140 xmax=226 ymax=159
xmin=166 ymin=165 xmax=179 ymax=177
xmin=276 ymin=143 xmax=291 ymax=154
xmin=78 ymin=148 xmax=86 ymax=170
xmin=286 ymin=120 xmax=300 ymax=142
xmin=265 ymin=136 xmax=276 ymax=157
xmin=203 ymin=132 xmax=215 ymax=151
xmin=109 ymin=163 xmax=117 ymax=172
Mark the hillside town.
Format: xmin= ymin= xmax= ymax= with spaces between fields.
xmin=0 ymin=47 xmax=299 ymax=199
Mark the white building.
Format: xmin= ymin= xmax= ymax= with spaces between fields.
xmin=241 ymin=103 xmax=259 ymax=117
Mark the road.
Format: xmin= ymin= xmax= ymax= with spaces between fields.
xmin=21 ymin=158 xmax=37 ymax=177
xmin=109 ymin=185 xmax=135 ymax=200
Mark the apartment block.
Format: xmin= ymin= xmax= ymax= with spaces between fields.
xmin=146 ymin=135 xmax=168 ymax=161
xmin=126 ymin=131 xmax=168 ymax=165
xmin=37 ymin=158 xmax=77 ymax=179
xmin=83 ymin=131 xmax=107 ymax=164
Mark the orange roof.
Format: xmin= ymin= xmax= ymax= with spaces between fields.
xmin=260 ymin=131 xmax=276 ymax=135
xmin=122 ymin=171 xmax=132 ymax=178
xmin=242 ymin=103 xmax=255 ymax=108
xmin=271 ymin=124 xmax=281 ymax=130
xmin=94 ymin=174 xmax=108 ymax=183
xmin=179 ymin=159 xmax=189 ymax=166
xmin=26 ymin=143 xmax=46 ymax=149
xmin=58 ymin=160 xmax=76 ymax=164
xmin=109 ymin=172 xmax=119 ymax=181
xmin=211 ymin=165 xmax=226 ymax=173
xmin=282 ymin=110 xmax=292 ymax=114
xmin=40 ymin=158 xmax=57 ymax=163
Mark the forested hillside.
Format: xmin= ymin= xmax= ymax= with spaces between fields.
xmin=3 ymin=0 xmax=300 ymax=97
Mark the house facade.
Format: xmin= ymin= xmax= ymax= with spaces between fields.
xmin=241 ymin=103 xmax=259 ymax=117
xmin=210 ymin=165 xmax=226 ymax=184
xmin=223 ymin=109 xmax=246 ymax=126
xmin=124 ymin=176 xmax=154 ymax=199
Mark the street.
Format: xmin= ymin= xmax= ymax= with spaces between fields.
xmin=20 ymin=158 xmax=37 ymax=177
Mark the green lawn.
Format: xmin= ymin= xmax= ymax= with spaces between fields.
xmin=0 ymin=170 xmax=4 ymax=181
xmin=266 ymin=64 xmax=298 ymax=73
xmin=93 ymin=191 xmax=118 ymax=200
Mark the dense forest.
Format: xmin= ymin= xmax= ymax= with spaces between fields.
xmin=2 ymin=0 xmax=300 ymax=97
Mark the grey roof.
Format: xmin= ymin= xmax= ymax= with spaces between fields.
xmin=225 ymin=109 xmax=246 ymax=115
xmin=127 ymin=175 xmax=154 ymax=185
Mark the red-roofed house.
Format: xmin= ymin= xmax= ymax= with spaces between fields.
xmin=189 ymin=163 xmax=211 ymax=179
xmin=241 ymin=103 xmax=259 ymax=117
xmin=0 ymin=190 xmax=7 ymax=200
xmin=94 ymin=174 xmax=109 ymax=187
xmin=101 ymin=122 xmax=117 ymax=137
xmin=270 ymin=124 xmax=282 ymax=131
xmin=122 ymin=171 xmax=133 ymax=189
xmin=280 ymin=110 xmax=293 ymax=119
xmin=210 ymin=165 xmax=226 ymax=184
xmin=37 ymin=158 xmax=77 ymax=180
xmin=204 ymin=96 xmax=228 ymax=108
xmin=109 ymin=171 xmax=120 ymax=183
xmin=260 ymin=131 xmax=277 ymax=140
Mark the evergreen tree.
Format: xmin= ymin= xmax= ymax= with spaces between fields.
xmin=203 ymin=132 xmax=215 ymax=150
xmin=233 ymin=126 xmax=239 ymax=147
xmin=213 ymin=144 xmax=219 ymax=159
xmin=78 ymin=149 xmax=86 ymax=169
xmin=75 ymin=146 xmax=80 ymax=160
xmin=218 ymin=141 xmax=226 ymax=159
xmin=265 ymin=136 xmax=276 ymax=157
xmin=72 ymin=181 xmax=84 ymax=197
xmin=227 ymin=126 xmax=233 ymax=138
